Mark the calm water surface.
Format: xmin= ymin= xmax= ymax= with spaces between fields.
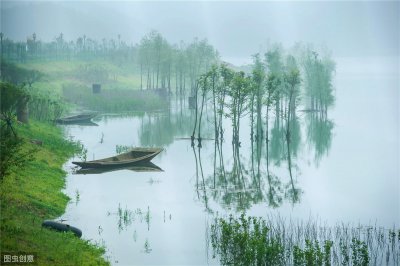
xmin=60 ymin=57 xmax=399 ymax=265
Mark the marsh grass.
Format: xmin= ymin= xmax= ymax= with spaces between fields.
xmin=210 ymin=214 xmax=399 ymax=265
xmin=109 ymin=205 xmax=151 ymax=233
xmin=115 ymin=144 xmax=133 ymax=154
xmin=28 ymin=90 xmax=68 ymax=122
xmin=0 ymin=121 xmax=108 ymax=265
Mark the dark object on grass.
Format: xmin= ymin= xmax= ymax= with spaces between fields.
xmin=92 ymin=84 xmax=101 ymax=94
xmin=72 ymin=147 xmax=163 ymax=168
xmin=42 ymin=220 xmax=82 ymax=238
xmin=30 ymin=139 xmax=43 ymax=146
xmin=56 ymin=113 xmax=97 ymax=124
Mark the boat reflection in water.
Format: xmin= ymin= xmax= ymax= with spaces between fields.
xmin=74 ymin=161 xmax=163 ymax=175
xmin=63 ymin=121 xmax=99 ymax=127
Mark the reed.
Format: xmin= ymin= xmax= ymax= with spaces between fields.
xmin=210 ymin=214 xmax=399 ymax=265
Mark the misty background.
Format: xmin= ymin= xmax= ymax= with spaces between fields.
xmin=1 ymin=1 xmax=399 ymax=65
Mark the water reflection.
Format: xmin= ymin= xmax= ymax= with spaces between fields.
xmin=305 ymin=111 xmax=334 ymax=165
xmin=139 ymin=107 xmax=213 ymax=147
xmin=107 ymin=205 xmax=151 ymax=233
xmin=59 ymin=56 xmax=400 ymax=266
xmin=74 ymin=162 xmax=163 ymax=175
xmin=185 ymin=104 xmax=333 ymax=211
xmin=189 ymin=112 xmax=306 ymax=211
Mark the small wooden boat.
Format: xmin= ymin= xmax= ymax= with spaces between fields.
xmin=42 ymin=220 xmax=82 ymax=238
xmin=56 ymin=113 xmax=97 ymax=124
xmin=72 ymin=147 xmax=163 ymax=168
xmin=75 ymin=161 xmax=163 ymax=174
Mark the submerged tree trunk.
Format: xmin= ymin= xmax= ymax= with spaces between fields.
xmin=191 ymin=82 xmax=199 ymax=146
xmin=197 ymin=89 xmax=206 ymax=147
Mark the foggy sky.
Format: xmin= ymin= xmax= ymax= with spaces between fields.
xmin=1 ymin=1 xmax=399 ymax=65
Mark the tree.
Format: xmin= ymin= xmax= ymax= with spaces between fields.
xmin=251 ymin=54 xmax=265 ymax=146
xmin=264 ymin=73 xmax=280 ymax=171
xmin=0 ymin=82 xmax=35 ymax=179
xmin=26 ymin=70 xmax=44 ymax=87
xmin=265 ymin=46 xmax=284 ymax=116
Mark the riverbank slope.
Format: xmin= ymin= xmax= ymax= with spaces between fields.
xmin=0 ymin=121 xmax=109 ymax=265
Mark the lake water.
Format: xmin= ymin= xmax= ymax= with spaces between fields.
xmin=60 ymin=56 xmax=399 ymax=265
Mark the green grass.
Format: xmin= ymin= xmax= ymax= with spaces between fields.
xmin=0 ymin=121 xmax=109 ymax=265
xmin=19 ymin=60 xmax=165 ymax=113
xmin=19 ymin=59 xmax=142 ymax=94
xmin=62 ymin=82 xmax=168 ymax=112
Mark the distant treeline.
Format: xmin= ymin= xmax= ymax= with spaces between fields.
xmin=0 ymin=31 xmax=218 ymax=94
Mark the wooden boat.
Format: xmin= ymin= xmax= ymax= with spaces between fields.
xmin=56 ymin=113 xmax=97 ymax=124
xmin=42 ymin=220 xmax=82 ymax=238
xmin=72 ymin=147 xmax=163 ymax=168
xmin=75 ymin=161 xmax=163 ymax=174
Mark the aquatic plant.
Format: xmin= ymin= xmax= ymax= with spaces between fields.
xmin=210 ymin=214 xmax=399 ymax=265
xmin=115 ymin=144 xmax=133 ymax=154
xmin=110 ymin=205 xmax=152 ymax=232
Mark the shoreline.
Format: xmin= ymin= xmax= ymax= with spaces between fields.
xmin=0 ymin=121 xmax=109 ymax=265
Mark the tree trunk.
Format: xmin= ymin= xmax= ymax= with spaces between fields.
xmin=17 ymin=97 xmax=29 ymax=124
xmin=140 ymin=63 xmax=143 ymax=90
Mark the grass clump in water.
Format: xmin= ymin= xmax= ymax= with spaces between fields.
xmin=210 ymin=214 xmax=399 ymax=265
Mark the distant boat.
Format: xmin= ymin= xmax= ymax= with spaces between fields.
xmin=75 ymin=161 xmax=163 ymax=174
xmin=56 ymin=113 xmax=97 ymax=124
xmin=72 ymin=147 xmax=163 ymax=168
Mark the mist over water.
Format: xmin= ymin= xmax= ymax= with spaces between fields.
xmin=1 ymin=1 xmax=399 ymax=265
xmin=2 ymin=1 xmax=399 ymax=63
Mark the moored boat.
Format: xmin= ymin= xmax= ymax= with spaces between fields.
xmin=56 ymin=113 xmax=97 ymax=124
xmin=72 ymin=147 xmax=163 ymax=168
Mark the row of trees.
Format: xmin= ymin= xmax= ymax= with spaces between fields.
xmin=191 ymin=45 xmax=335 ymax=146
xmin=0 ymin=32 xmax=135 ymax=63
xmin=0 ymin=31 xmax=219 ymax=96
xmin=189 ymin=45 xmax=335 ymax=209
xmin=128 ymin=30 xmax=218 ymax=94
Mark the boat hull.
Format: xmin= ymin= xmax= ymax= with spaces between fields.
xmin=56 ymin=114 xmax=96 ymax=124
xmin=72 ymin=148 xmax=163 ymax=168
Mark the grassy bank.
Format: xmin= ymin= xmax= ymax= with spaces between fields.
xmin=20 ymin=59 xmax=141 ymax=94
xmin=0 ymin=121 xmax=109 ymax=265
xmin=19 ymin=60 xmax=168 ymax=113
xmin=62 ymin=81 xmax=168 ymax=112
